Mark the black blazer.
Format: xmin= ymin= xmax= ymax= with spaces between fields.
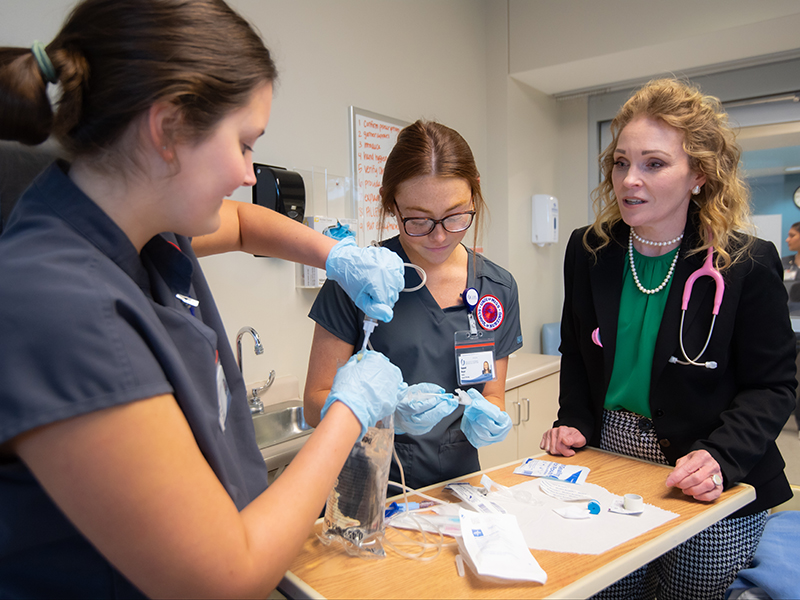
xmin=556 ymin=214 xmax=796 ymax=515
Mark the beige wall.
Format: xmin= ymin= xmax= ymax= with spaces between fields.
xmin=496 ymin=85 xmax=590 ymax=358
xmin=484 ymin=3 xmax=589 ymax=361
xmin=0 ymin=1 xmax=608 ymax=391
xmin=201 ymin=0 xmax=498 ymax=388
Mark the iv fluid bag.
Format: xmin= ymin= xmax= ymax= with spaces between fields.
xmin=319 ymin=414 xmax=394 ymax=558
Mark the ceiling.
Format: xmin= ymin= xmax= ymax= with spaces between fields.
xmin=505 ymin=1 xmax=800 ymax=178
xmin=507 ymin=0 xmax=800 ymax=98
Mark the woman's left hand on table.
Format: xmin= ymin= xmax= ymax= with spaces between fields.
xmin=540 ymin=426 xmax=586 ymax=457
xmin=666 ymin=449 xmax=724 ymax=502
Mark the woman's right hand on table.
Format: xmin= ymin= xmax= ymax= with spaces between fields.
xmin=540 ymin=426 xmax=586 ymax=457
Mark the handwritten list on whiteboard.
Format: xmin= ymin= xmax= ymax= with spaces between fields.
xmin=350 ymin=108 xmax=408 ymax=246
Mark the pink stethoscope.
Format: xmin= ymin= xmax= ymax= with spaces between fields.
xmin=673 ymin=246 xmax=725 ymax=369
xmin=592 ymin=246 xmax=726 ymax=370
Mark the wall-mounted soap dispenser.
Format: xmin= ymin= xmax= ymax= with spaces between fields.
xmin=252 ymin=163 xmax=306 ymax=223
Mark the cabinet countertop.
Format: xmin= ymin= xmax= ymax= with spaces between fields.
xmin=505 ymin=352 xmax=560 ymax=391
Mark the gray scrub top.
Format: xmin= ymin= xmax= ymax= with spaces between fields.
xmin=310 ymin=236 xmax=522 ymax=490
xmin=0 ymin=162 xmax=268 ymax=599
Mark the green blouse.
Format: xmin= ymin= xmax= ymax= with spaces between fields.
xmin=604 ymin=246 xmax=679 ymax=417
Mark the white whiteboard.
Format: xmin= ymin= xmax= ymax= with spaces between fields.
xmin=349 ymin=107 xmax=408 ymax=246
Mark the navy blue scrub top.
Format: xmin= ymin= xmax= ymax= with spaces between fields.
xmin=0 ymin=162 xmax=268 ymax=599
xmin=310 ymin=236 xmax=523 ymax=490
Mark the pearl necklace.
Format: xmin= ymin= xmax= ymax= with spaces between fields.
xmin=628 ymin=229 xmax=680 ymax=295
xmin=631 ymin=228 xmax=684 ymax=247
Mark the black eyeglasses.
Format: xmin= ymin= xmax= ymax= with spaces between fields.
xmin=394 ymin=205 xmax=476 ymax=237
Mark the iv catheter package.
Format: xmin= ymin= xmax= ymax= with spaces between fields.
xmin=319 ymin=413 xmax=394 ymax=558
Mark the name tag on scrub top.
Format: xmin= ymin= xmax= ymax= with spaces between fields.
xmin=455 ymin=289 xmax=498 ymax=386
xmin=455 ymin=329 xmax=496 ymax=385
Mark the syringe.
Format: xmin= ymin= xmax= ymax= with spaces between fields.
xmin=454 ymin=389 xmax=473 ymax=406
xmin=402 ymin=388 xmax=472 ymax=406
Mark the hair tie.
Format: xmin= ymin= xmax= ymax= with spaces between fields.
xmin=31 ymin=40 xmax=58 ymax=84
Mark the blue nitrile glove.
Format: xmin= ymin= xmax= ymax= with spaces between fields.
xmin=325 ymin=237 xmax=404 ymax=323
xmin=322 ymin=221 xmax=356 ymax=241
xmin=460 ymin=388 xmax=512 ymax=448
xmin=321 ymin=350 xmax=407 ymax=439
xmin=394 ymin=383 xmax=459 ymax=436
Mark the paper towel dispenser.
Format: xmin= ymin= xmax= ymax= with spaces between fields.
xmin=252 ymin=163 xmax=305 ymax=222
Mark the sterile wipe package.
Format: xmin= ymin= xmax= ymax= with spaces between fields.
xmin=513 ymin=458 xmax=590 ymax=484
xmin=456 ymin=509 xmax=547 ymax=583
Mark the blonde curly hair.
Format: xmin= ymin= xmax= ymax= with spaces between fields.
xmin=587 ymin=78 xmax=752 ymax=271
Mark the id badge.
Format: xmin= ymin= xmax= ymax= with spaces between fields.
xmin=216 ymin=352 xmax=232 ymax=432
xmin=455 ymin=329 xmax=496 ymax=386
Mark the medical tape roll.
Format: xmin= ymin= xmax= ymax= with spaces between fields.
xmin=623 ymin=494 xmax=643 ymax=512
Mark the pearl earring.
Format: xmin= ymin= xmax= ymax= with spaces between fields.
xmin=692 ymin=185 xmax=701 ymax=195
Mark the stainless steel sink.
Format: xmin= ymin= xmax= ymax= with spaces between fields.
xmin=252 ymin=400 xmax=313 ymax=449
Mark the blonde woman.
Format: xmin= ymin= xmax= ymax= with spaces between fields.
xmin=541 ymin=79 xmax=795 ymax=599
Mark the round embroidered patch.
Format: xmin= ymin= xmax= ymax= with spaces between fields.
xmin=476 ymin=294 xmax=504 ymax=330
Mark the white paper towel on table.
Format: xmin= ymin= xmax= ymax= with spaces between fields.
xmin=490 ymin=479 xmax=678 ymax=555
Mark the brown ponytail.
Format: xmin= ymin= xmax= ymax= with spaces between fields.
xmin=0 ymin=48 xmax=55 ymax=145
xmin=0 ymin=0 xmax=277 ymax=163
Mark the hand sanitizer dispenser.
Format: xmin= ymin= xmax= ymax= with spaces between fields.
xmin=532 ymin=194 xmax=558 ymax=247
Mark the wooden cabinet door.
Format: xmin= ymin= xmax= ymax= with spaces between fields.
xmin=516 ymin=373 xmax=560 ymax=460
xmin=477 ymin=388 xmax=520 ymax=470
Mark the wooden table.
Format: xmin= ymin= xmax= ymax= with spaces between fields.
xmin=278 ymin=448 xmax=754 ymax=599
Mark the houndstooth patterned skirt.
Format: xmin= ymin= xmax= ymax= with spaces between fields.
xmin=591 ymin=409 xmax=767 ymax=600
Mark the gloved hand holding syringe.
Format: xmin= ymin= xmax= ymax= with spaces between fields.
xmin=399 ymin=387 xmax=473 ymax=407
xmin=357 ymin=335 xmax=511 ymax=444
xmin=394 ymin=384 xmax=512 ymax=448
xmin=357 ymin=259 xmax=510 ymax=446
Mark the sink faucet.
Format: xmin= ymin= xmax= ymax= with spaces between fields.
xmin=236 ymin=326 xmax=267 ymax=414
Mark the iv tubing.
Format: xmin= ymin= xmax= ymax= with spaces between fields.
xmin=381 ymin=446 xmax=449 ymax=561
xmin=353 ymin=258 xmax=450 ymax=560
xmin=403 ymin=263 xmax=427 ymax=292
xmin=367 ymin=239 xmax=427 ymax=292
xmin=387 ymin=481 xmax=450 ymax=506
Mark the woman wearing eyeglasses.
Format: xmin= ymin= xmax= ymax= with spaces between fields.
xmin=304 ymin=120 xmax=522 ymax=490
